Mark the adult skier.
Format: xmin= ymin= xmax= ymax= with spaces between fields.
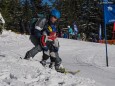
xmin=68 ymin=26 xmax=73 ymax=39
xmin=24 ymin=9 xmax=62 ymax=72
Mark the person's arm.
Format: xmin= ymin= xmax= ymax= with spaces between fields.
xmin=35 ymin=18 xmax=46 ymax=31
xmin=34 ymin=18 xmax=47 ymax=38
xmin=40 ymin=30 xmax=47 ymax=46
xmin=41 ymin=32 xmax=57 ymax=46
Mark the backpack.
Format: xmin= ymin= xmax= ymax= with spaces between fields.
xmin=30 ymin=14 xmax=45 ymax=35
xmin=30 ymin=18 xmax=38 ymax=35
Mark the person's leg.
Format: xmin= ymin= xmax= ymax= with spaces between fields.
xmin=69 ymin=34 xmax=72 ymax=39
xmin=40 ymin=50 xmax=50 ymax=66
xmin=54 ymin=52 xmax=62 ymax=71
xmin=24 ymin=35 xmax=42 ymax=59
xmin=24 ymin=45 xmax=42 ymax=59
xmin=75 ymin=34 xmax=77 ymax=40
xmin=49 ymin=56 xmax=56 ymax=68
xmin=50 ymin=52 xmax=62 ymax=71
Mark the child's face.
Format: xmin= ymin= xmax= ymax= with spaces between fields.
xmin=50 ymin=16 xmax=57 ymax=23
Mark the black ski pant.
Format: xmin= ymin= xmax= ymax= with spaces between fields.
xmin=24 ymin=35 xmax=42 ymax=59
xmin=42 ymin=41 xmax=62 ymax=66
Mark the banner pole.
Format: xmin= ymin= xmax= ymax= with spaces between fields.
xmin=103 ymin=1 xmax=109 ymax=67
xmin=104 ymin=23 xmax=109 ymax=67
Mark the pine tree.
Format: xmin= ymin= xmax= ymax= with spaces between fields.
xmin=0 ymin=0 xmax=43 ymax=34
xmin=52 ymin=0 xmax=103 ymax=41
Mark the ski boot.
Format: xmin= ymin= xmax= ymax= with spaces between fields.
xmin=49 ymin=62 xmax=55 ymax=69
xmin=24 ymin=51 xmax=31 ymax=60
xmin=55 ymin=61 xmax=64 ymax=73
xmin=55 ymin=65 xmax=66 ymax=73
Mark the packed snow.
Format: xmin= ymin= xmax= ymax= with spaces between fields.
xmin=0 ymin=30 xmax=115 ymax=86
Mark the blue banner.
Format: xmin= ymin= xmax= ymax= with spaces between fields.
xmin=104 ymin=4 xmax=115 ymax=24
xmin=103 ymin=0 xmax=108 ymax=2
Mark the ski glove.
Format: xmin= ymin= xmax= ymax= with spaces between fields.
xmin=43 ymin=46 xmax=48 ymax=51
xmin=54 ymin=47 xmax=59 ymax=52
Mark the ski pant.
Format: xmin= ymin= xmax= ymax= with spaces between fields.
xmin=24 ymin=35 xmax=42 ymax=59
xmin=69 ymin=34 xmax=73 ymax=39
xmin=42 ymin=41 xmax=62 ymax=66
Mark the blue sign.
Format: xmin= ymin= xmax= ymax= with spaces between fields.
xmin=104 ymin=4 xmax=115 ymax=24
xmin=103 ymin=0 xmax=108 ymax=2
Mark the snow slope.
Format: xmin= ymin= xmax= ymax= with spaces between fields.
xmin=0 ymin=30 xmax=115 ymax=86
xmin=59 ymin=39 xmax=115 ymax=86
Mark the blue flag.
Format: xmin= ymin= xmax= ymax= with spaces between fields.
xmin=73 ymin=24 xmax=78 ymax=34
xmin=104 ymin=4 xmax=115 ymax=24
xmin=99 ymin=24 xmax=102 ymax=40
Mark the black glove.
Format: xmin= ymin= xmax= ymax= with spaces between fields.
xmin=54 ymin=47 xmax=59 ymax=52
xmin=43 ymin=46 xmax=48 ymax=51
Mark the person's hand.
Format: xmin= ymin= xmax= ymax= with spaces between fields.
xmin=43 ymin=46 xmax=48 ymax=51
xmin=54 ymin=47 xmax=59 ymax=52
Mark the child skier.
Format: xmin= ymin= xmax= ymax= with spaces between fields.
xmin=24 ymin=9 xmax=62 ymax=72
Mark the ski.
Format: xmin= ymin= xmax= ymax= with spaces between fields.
xmin=19 ymin=57 xmax=80 ymax=75
xmin=65 ymin=70 xmax=80 ymax=75
xmin=57 ymin=68 xmax=80 ymax=75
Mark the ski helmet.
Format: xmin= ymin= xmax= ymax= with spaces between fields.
xmin=50 ymin=9 xmax=61 ymax=19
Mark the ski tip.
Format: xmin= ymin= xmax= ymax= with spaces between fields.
xmin=65 ymin=70 xmax=80 ymax=75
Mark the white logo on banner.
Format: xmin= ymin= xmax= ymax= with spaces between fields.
xmin=108 ymin=6 xmax=113 ymax=11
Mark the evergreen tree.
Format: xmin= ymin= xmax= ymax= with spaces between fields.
xmin=0 ymin=0 xmax=114 ymax=40
xmin=0 ymin=0 xmax=43 ymax=34
xmin=52 ymin=0 xmax=104 ymax=41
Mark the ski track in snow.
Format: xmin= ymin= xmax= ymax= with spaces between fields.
xmin=59 ymin=39 xmax=115 ymax=86
xmin=0 ymin=30 xmax=96 ymax=86
xmin=0 ymin=30 xmax=115 ymax=86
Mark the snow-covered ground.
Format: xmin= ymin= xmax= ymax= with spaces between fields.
xmin=0 ymin=30 xmax=115 ymax=86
